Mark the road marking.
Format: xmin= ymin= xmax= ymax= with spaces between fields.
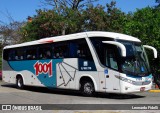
xmin=149 ymin=90 xmax=160 ymax=93
xmin=75 ymin=111 xmax=121 ymax=113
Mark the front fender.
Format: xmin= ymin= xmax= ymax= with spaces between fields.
xmin=78 ymin=74 xmax=98 ymax=91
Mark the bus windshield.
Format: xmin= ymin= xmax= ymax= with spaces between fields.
xmin=118 ymin=40 xmax=151 ymax=76
xmin=90 ymin=37 xmax=151 ymax=77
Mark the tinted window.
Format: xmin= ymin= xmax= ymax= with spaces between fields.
xmin=90 ymin=37 xmax=119 ymax=70
xmin=14 ymin=48 xmax=25 ymax=60
xmin=26 ymin=47 xmax=37 ymax=60
xmin=4 ymin=48 xmax=25 ymax=61
xmin=105 ymin=45 xmax=118 ymax=70
xmin=53 ymin=42 xmax=69 ymax=58
xmin=69 ymin=39 xmax=93 ymax=60
xmin=4 ymin=38 xmax=93 ymax=61
xmin=90 ymin=37 xmax=114 ymax=65
xmin=38 ymin=45 xmax=52 ymax=59
xmin=70 ymin=38 xmax=96 ymax=71
xmin=3 ymin=49 xmax=9 ymax=60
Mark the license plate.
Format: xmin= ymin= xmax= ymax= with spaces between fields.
xmin=140 ymin=87 xmax=145 ymax=91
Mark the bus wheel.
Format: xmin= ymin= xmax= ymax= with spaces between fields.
xmin=16 ymin=77 xmax=24 ymax=89
xmin=81 ymin=81 xmax=95 ymax=96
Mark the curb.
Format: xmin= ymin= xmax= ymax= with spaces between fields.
xmin=149 ymin=90 xmax=160 ymax=92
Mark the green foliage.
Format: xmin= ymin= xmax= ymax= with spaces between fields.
xmin=21 ymin=1 xmax=127 ymax=40
xmin=81 ymin=1 xmax=127 ymax=32
xmin=21 ymin=9 xmax=62 ymax=41
xmin=21 ymin=8 xmax=85 ymax=41
xmin=83 ymin=5 xmax=106 ymax=31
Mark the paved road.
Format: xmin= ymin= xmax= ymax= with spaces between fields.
xmin=0 ymin=80 xmax=160 ymax=113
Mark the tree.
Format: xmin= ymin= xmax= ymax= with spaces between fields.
xmin=105 ymin=1 xmax=127 ymax=32
xmin=123 ymin=7 xmax=160 ymax=51
xmin=21 ymin=10 xmax=61 ymax=40
xmin=83 ymin=1 xmax=127 ymax=33
xmin=41 ymin=0 xmax=98 ymax=34
xmin=21 ymin=1 xmax=128 ymax=40
xmin=0 ymin=21 xmax=24 ymax=45
xmin=82 ymin=5 xmax=106 ymax=31
xmin=41 ymin=0 xmax=98 ymax=11
xmin=21 ymin=0 xmax=100 ymax=39
xmin=0 ymin=10 xmax=24 ymax=45
xmin=21 ymin=8 xmax=85 ymax=40
xmin=0 ymin=11 xmax=24 ymax=70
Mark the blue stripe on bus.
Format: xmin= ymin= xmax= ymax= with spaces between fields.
xmin=8 ymin=59 xmax=63 ymax=88
xmin=127 ymin=74 xmax=152 ymax=79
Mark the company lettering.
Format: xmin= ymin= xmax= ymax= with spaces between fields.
xmin=34 ymin=60 xmax=52 ymax=77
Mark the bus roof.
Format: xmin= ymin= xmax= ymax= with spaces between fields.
xmin=4 ymin=31 xmax=141 ymax=49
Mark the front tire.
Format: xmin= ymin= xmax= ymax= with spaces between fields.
xmin=81 ymin=81 xmax=95 ymax=96
xmin=16 ymin=77 xmax=24 ymax=89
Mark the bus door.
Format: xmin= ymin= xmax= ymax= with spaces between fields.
xmin=104 ymin=45 xmax=120 ymax=92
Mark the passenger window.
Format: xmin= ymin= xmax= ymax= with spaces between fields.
xmin=4 ymin=48 xmax=25 ymax=61
xmin=69 ymin=39 xmax=93 ymax=60
xmin=77 ymin=47 xmax=86 ymax=58
xmin=78 ymin=42 xmax=92 ymax=61
xmin=69 ymin=39 xmax=96 ymax=71
xmin=39 ymin=46 xmax=52 ymax=59
xmin=15 ymin=48 xmax=24 ymax=60
xmin=53 ymin=42 xmax=69 ymax=58
xmin=3 ymin=49 xmax=10 ymax=60
xmin=26 ymin=48 xmax=37 ymax=60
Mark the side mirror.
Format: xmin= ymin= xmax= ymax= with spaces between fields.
xmin=102 ymin=41 xmax=126 ymax=57
xmin=143 ymin=45 xmax=157 ymax=58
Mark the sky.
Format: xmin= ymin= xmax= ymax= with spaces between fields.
xmin=0 ymin=0 xmax=158 ymax=24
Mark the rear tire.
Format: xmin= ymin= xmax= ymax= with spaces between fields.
xmin=81 ymin=81 xmax=95 ymax=96
xmin=16 ymin=77 xmax=24 ymax=89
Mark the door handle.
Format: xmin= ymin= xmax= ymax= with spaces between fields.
xmin=106 ymin=75 xmax=109 ymax=78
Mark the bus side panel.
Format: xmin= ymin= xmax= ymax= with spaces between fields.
xmin=98 ymin=71 xmax=107 ymax=92
xmin=7 ymin=59 xmax=63 ymax=88
xmin=56 ymin=58 xmax=100 ymax=91
xmin=56 ymin=58 xmax=78 ymax=89
xmin=3 ymin=60 xmax=44 ymax=86
xmin=18 ymin=70 xmax=43 ymax=86
xmin=3 ymin=70 xmax=15 ymax=84
xmin=3 ymin=58 xmax=102 ymax=92
xmin=2 ymin=60 xmax=16 ymax=84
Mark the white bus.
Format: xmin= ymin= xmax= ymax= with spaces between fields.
xmin=2 ymin=31 xmax=157 ymax=96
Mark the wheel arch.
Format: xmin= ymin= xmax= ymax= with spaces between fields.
xmin=79 ymin=74 xmax=98 ymax=91
xmin=16 ymin=74 xmax=25 ymax=85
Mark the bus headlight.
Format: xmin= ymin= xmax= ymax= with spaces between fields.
xmin=115 ymin=75 xmax=134 ymax=84
xmin=120 ymin=76 xmax=133 ymax=84
xmin=115 ymin=75 xmax=151 ymax=85
xmin=115 ymin=76 xmax=135 ymax=84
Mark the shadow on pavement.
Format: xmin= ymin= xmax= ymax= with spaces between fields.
xmin=1 ymin=83 xmax=145 ymax=100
